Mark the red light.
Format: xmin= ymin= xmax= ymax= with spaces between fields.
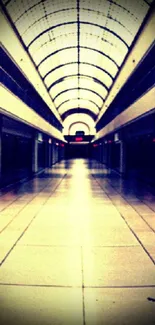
xmin=61 ymin=143 xmax=65 ymax=147
xmin=75 ymin=137 xmax=83 ymax=142
xmin=153 ymin=139 xmax=155 ymax=142
xmin=93 ymin=144 xmax=98 ymax=147
xmin=108 ymin=140 xmax=112 ymax=143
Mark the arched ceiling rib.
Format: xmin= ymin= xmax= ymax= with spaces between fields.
xmin=61 ymin=108 xmax=97 ymax=121
xmin=52 ymin=87 xmax=105 ymax=104
xmin=47 ymin=74 xmax=109 ymax=93
xmin=69 ymin=122 xmax=90 ymax=135
xmin=2 ymin=0 xmax=154 ymax=133
xmin=27 ymin=21 xmax=129 ymax=50
xmin=37 ymin=45 xmax=119 ymax=70
xmin=43 ymin=62 xmax=114 ymax=81
xmin=57 ymin=98 xmax=100 ymax=113
xmin=63 ymin=113 xmax=96 ymax=135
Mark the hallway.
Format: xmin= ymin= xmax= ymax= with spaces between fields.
xmin=0 ymin=159 xmax=155 ymax=325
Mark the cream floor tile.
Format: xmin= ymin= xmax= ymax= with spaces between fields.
xmin=0 ymin=246 xmax=82 ymax=286
xmin=81 ymin=227 xmax=139 ymax=246
xmin=0 ymin=229 xmax=22 ymax=263
xmin=141 ymin=214 xmax=155 ymax=230
xmin=0 ymin=286 xmax=83 ymax=325
xmin=145 ymin=246 xmax=155 ymax=262
xmin=135 ymin=231 xmax=155 ymax=245
xmin=83 ymin=247 xmax=155 ymax=286
xmin=18 ymin=225 xmax=82 ymax=246
xmin=0 ymin=204 xmax=22 ymax=215
xmin=0 ymin=244 xmax=14 ymax=265
xmin=131 ymin=203 xmax=154 ymax=215
xmin=0 ymin=213 xmax=17 ymax=232
xmin=84 ymin=287 xmax=155 ymax=325
xmin=86 ymin=216 xmax=128 ymax=228
xmin=30 ymin=214 xmax=80 ymax=228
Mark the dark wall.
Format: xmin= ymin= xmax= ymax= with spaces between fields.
xmin=126 ymin=135 xmax=155 ymax=183
xmin=93 ymin=111 xmax=155 ymax=185
xmin=65 ymin=144 xmax=92 ymax=159
xmin=1 ymin=132 xmax=32 ymax=186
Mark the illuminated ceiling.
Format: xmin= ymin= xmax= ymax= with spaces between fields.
xmin=1 ymin=0 xmax=154 ymax=133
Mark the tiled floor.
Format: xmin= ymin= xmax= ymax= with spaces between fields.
xmin=0 ymin=159 xmax=155 ymax=325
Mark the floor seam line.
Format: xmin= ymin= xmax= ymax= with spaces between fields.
xmin=81 ymin=247 xmax=86 ymax=325
xmin=92 ymin=174 xmax=155 ymax=265
xmin=0 ymin=173 xmax=68 ymax=267
xmin=0 ymin=283 xmax=154 ymax=288
xmin=104 ymin=172 xmax=155 ymax=232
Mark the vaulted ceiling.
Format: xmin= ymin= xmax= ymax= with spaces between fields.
xmin=1 ymin=0 xmax=154 ymax=133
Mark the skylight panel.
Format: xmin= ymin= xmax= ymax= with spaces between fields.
xmin=79 ymin=64 xmax=113 ymax=88
xmin=50 ymin=77 xmax=79 ymax=99
xmin=78 ymin=89 xmax=104 ymax=107
xmin=44 ymin=64 xmax=78 ymax=88
xmin=80 ymin=48 xmax=118 ymax=77
xmin=54 ymin=89 xmax=79 ymax=108
xmin=58 ymin=99 xmax=99 ymax=115
xmin=80 ymin=30 xmax=128 ymax=66
xmin=30 ymin=33 xmax=77 ymax=65
xmin=79 ymin=77 xmax=108 ymax=99
xmin=38 ymin=48 xmax=78 ymax=77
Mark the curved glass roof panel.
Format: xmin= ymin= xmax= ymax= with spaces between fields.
xmin=28 ymin=25 xmax=78 ymax=58
xmin=80 ymin=8 xmax=134 ymax=43
xmin=2 ymin=0 xmax=154 ymax=129
xmin=79 ymin=64 xmax=113 ymax=88
xmin=80 ymin=27 xmax=128 ymax=66
xmin=30 ymin=32 xmax=77 ymax=65
xmin=79 ymin=77 xmax=108 ymax=99
xmin=38 ymin=48 xmax=78 ymax=76
xmin=48 ymin=75 xmax=108 ymax=100
xmin=44 ymin=64 xmax=78 ymax=88
xmin=58 ymin=99 xmax=99 ymax=115
xmin=80 ymin=48 xmax=118 ymax=77
xmin=50 ymin=77 xmax=79 ymax=98
xmin=54 ymin=88 xmax=104 ymax=108
xmin=61 ymin=109 xmax=97 ymax=121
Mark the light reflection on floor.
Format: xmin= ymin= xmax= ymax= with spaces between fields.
xmin=0 ymin=159 xmax=155 ymax=325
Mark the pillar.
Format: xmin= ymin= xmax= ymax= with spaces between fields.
xmin=47 ymin=139 xmax=52 ymax=168
xmin=32 ymin=131 xmax=38 ymax=173
xmin=120 ymin=141 xmax=126 ymax=174
xmin=107 ymin=142 xmax=112 ymax=168
xmin=51 ymin=139 xmax=57 ymax=165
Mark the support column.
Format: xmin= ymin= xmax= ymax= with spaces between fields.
xmin=107 ymin=142 xmax=112 ymax=168
xmin=51 ymin=139 xmax=57 ymax=165
xmin=32 ymin=132 xmax=38 ymax=173
xmin=120 ymin=141 xmax=126 ymax=174
xmin=48 ymin=139 xmax=52 ymax=168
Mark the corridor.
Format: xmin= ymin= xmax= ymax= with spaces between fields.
xmin=0 ymin=159 xmax=155 ymax=325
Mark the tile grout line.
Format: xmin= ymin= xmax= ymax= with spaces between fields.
xmin=81 ymin=247 xmax=86 ymax=325
xmin=105 ymin=177 xmax=155 ymax=233
xmin=0 ymin=173 xmax=67 ymax=234
xmin=118 ymin=212 xmax=155 ymax=265
xmin=0 ymin=173 xmax=68 ymax=267
xmin=0 ymin=282 xmax=154 ymax=289
xmin=92 ymin=174 xmax=155 ymax=265
xmin=0 ymin=181 xmax=53 ymax=236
